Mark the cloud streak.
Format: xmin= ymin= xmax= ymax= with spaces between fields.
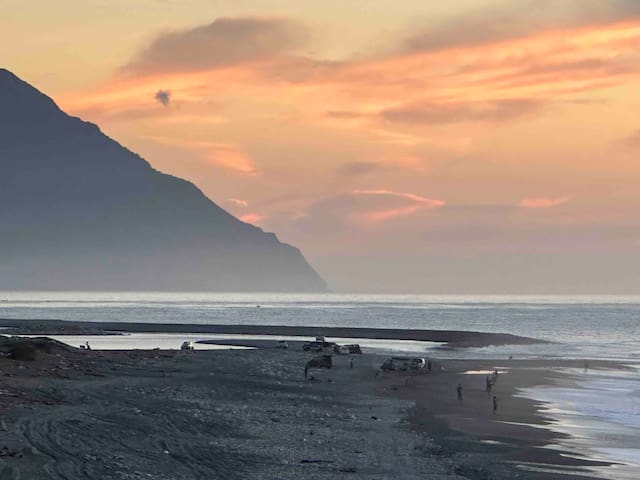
xmin=382 ymin=99 xmax=544 ymax=125
xmin=400 ymin=0 xmax=640 ymax=53
xmin=519 ymin=196 xmax=570 ymax=209
xmin=123 ymin=17 xmax=308 ymax=76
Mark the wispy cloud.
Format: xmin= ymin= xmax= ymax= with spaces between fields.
xmin=123 ymin=17 xmax=308 ymax=76
xmin=225 ymin=198 xmax=249 ymax=208
xmin=351 ymin=189 xmax=445 ymax=225
xmin=399 ymin=0 xmax=640 ymax=53
xmin=519 ymin=196 xmax=570 ymax=208
xmin=382 ymin=99 xmax=544 ymax=125
xmin=239 ymin=213 xmax=264 ymax=224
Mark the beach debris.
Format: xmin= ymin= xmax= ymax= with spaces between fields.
xmin=339 ymin=466 xmax=358 ymax=473
xmin=0 ymin=446 xmax=23 ymax=459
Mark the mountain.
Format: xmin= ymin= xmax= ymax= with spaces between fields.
xmin=0 ymin=68 xmax=327 ymax=291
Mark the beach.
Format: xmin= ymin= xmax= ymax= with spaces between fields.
xmin=0 ymin=333 xmax=621 ymax=479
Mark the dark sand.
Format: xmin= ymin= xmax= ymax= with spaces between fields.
xmin=0 ymin=318 xmax=544 ymax=348
xmin=0 ymin=335 xmax=618 ymax=479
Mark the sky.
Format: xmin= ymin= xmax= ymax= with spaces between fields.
xmin=3 ymin=0 xmax=640 ymax=293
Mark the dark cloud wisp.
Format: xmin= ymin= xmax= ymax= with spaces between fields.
xmin=382 ymin=98 xmax=545 ymax=125
xmin=154 ymin=89 xmax=171 ymax=106
xmin=124 ymin=17 xmax=308 ymax=76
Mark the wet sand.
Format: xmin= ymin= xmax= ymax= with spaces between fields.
xmin=0 ymin=336 xmax=616 ymax=479
xmin=383 ymin=358 xmax=620 ymax=479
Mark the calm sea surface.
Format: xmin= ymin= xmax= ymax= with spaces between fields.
xmin=1 ymin=292 xmax=639 ymax=478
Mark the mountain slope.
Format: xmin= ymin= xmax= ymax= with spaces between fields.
xmin=0 ymin=68 xmax=327 ymax=291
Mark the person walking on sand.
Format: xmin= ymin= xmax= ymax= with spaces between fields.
xmin=304 ymin=366 xmax=308 ymax=381
xmin=427 ymin=359 xmax=432 ymax=373
xmin=350 ymin=358 xmax=354 ymax=369
xmin=457 ymin=383 xmax=463 ymax=401
xmin=486 ymin=375 xmax=492 ymax=394
xmin=493 ymin=395 xmax=498 ymax=414
xmin=493 ymin=368 xmax=499 ymax=383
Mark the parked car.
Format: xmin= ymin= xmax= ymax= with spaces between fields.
xmin=275 ymin=340 xmax=289 ymax=349
xmin=345 ymin=344 xmax=363 ymax=354
xmin=303 ymin=341 xmax=337 ymax=352
xmin=305 ymin=354 xmax=332 ymax=370
xmin=181 ymin=341 xmax=194 ymax=351
xmin=381 ymin=357 xmax=426 ymax=371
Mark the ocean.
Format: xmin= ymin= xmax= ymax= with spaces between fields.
xmin=1 ymin=291 xmax=639 ymax=478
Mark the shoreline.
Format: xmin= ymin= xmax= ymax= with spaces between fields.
xmin=0 ymin=334 xmax=626 ymax=479
xmin=384 ymin=358 xmax=624 ymax=479
xmin=0 ymin=318 xmax=545 ymax=348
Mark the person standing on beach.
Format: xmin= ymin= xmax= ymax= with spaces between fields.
xmin=486 ymin=375 xmax=492 ymax=394
xmin=427 ymin=359 xmax=432 ymax=373
xmin=493 ymin=395 xmax=498 ymax=414
xmin=457 ymin=383 xmax=463 ymax=401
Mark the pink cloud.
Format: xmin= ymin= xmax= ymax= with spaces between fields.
xmin=226 ymin=198 xmax=249 ymax=208
xmin=350 ymin=189 xmax=445 ymax=225
xmin=239 ymin=213 xmax=264 ymax=224
xmin=352 ymin=189 xmax=445 ymax=207
xmin=519 ymin=196 xmax=570 ymax=208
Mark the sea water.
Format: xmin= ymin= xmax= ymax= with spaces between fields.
xmin=1 ymin=292 xmax=639 ymax=477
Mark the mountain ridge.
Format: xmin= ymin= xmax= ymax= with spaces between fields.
xmin=0 ymin=68 xmax=328 ymax=292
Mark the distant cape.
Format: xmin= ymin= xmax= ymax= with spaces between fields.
xmin=0 ymin=68 xmax=327 ymax=292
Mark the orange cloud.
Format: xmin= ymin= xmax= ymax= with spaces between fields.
xmin=239 ymin=213 xmax=264 ymax=224
xmin=60 ymin=20 xmax=640 ymax=140
xmin=352 ymin=189 xmax=445 ymax=207
xmin=351 ymin=189 xmax=445 ymax=225
xmin=226 ymin=198 xmax=249 ymax=208
xmin=519 ymin=196 xmax=570 ymax=208
xmin=207 ymin=147 xmax=258 ymax=175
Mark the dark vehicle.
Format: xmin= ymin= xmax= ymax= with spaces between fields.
xmin=345 ymin=344 xmax=362 ymax=354
xmin=275 ymin=340 xmax=289 ymax=350
xmin=306 ymin=354 xmax=332 ymax=370
xmin=381 ymin=357 xmax=426 ymax=372
xmin=303 ymin=341 xmax=337 ymax=352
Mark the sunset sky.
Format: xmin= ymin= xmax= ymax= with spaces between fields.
xmin=4 ymin=0 xmax=640 ymax=293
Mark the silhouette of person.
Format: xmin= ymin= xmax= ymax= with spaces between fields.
xmin=486 ymin=375 xmax=492 ymax=394
xmin=427 ymin=359 xmax=432 ymax=373
xmin=457 ymin=383 xmax=463 ymax=401
xmin=493 ymin=395 xmax=498 ymax=414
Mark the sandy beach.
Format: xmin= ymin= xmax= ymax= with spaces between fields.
xmin=0 ymin=333 xmax=620 ymax=479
